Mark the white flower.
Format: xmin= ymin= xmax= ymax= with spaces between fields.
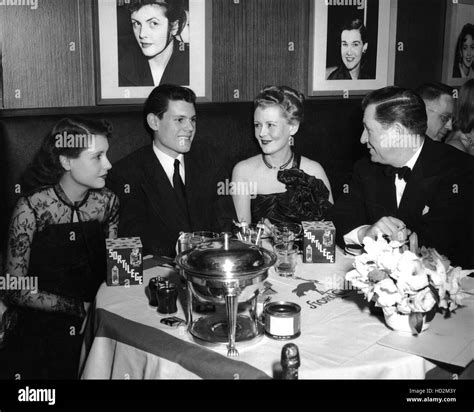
xmin=362 ymin=237 xmax=392 ymax=259
xmin=410 ymin=287 xmax=437 ymax=312
xmin=346 ymin=269 xmax=371 ymax=293
xmin=443 ymin=267 xmax=464 ymax=311
xmin=346 ymin=238 xmax=463 ymax=316
xmin=395 ymin=251 xmax=419 ymax=277
xmin=398 ymin=271 xmax=430 ymax=292
xmin=373 ymin=278 xmax=401 ymax=307
xmin=353 ymin=255 xmax=377 ymax=279
xmin=425 ymin=266 xmax=445 ymax=288
xmin=378 ymin=250 xmax=401 ymax=272
xmin=397 ymin=296 xmax=413 ymax=315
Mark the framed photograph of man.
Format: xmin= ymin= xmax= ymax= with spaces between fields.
xmin=309 ymin=0 xmax=397 ymax=97
xmin=442 ymin=0 xmax=474 ymax=86
xmin=95 ymin=0 xmax=211 ymax=104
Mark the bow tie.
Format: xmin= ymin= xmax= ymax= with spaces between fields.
xmin=384 ymin=165 xmax=412 ymax=182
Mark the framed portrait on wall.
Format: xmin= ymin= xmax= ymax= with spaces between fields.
xmin=95 ymin=0 xmax=212 ymax=104
xmin=308 ymin=0 xmax=397 ymax=97
xmin=442 ymin=0 xmax=474 ymax=86
xmin=0 ymin=23 xmax=3 ymax=109
xmin=0 ymin=42 xmax=3 ymax=110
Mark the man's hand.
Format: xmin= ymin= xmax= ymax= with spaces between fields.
xmin=358 ymin=216 xmax=408 ymax=243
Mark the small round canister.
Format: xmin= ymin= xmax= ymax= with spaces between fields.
xmin=264 ymin=301 xmax=301 ymax=340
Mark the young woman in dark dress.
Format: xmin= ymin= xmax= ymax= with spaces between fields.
xmin=231 ymin=86 xmax=333 ymax=227
xmin=1 ymin=118 xmax=119 ymax=379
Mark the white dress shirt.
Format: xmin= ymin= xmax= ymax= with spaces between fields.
xmin=152 ymin=144 xmax=185 ymax=187
xmin=343 ymin=141 xmax=425 ymax=245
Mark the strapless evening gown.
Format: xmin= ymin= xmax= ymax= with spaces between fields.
xmin=251 ymin=154 xmax=332 ymax=224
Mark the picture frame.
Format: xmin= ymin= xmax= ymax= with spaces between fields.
xmin=0 ymin=17 xmax=3 ymax=110
xmin=442 ymin=0 xmax=474 ymax=87
xmin=94 ymin=0 xmax=212 ymax=104
xmin=308 ymin=0 xmax=397 ymax=97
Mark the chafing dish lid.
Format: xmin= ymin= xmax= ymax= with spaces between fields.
xmin=176 ymin=239 xmax=276 ymax=277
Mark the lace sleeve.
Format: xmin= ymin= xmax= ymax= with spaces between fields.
xmin=104 ymin=192 xmax=120 ymax=239
xmin=4 ymin=197 xmax=85 ymax=319
xmin=5 ymin=197 xmax=36 ymax=279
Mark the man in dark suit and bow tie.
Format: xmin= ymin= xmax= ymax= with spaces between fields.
xmin=108 ymin=84 xmax=234 ymax=257
xmin=333 ymin=87 xmax=474 ymax=267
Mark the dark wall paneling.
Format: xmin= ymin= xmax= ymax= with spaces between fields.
xmin=212 ymin=0 xmax=309 ymax=101
xmin=80 ymin=0 xmax=96 ymax=106
xmin=1 ymin=0 xmax=94 ymax=109
xmin=395 ymin=0 xmax=447 ymax=88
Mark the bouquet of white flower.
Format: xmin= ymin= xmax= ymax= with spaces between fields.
xmin=345 ymin=237 xmax=465 ymax=333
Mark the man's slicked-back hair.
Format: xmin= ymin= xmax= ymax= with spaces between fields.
xmin=144 ymin=83 xmax=196 ymax=120
xmin=414 ymin=82 xmax=453 ymax=102
xmin=362 ymin=86 xmax=427 ymax=136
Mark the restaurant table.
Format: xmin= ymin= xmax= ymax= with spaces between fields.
xmin=80 ymin=247 xmax=474 ymax=379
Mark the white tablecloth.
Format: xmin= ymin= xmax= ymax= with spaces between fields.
xmin=81 ymin=247 xmax=473 ymax=379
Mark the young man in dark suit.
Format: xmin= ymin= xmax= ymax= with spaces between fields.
xmin=333 ymin=87 xmax=474 ymax=267
xmin=108 ymin=84 xmax=234 ymax=257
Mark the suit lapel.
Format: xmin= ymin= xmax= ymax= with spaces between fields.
xmin=372 ymin=164 xmax=398 ymax=217
xmin=398 ymin=140 xmax=437 ymax=224
xmin=141 ymin=148 xmax=191 ymax=232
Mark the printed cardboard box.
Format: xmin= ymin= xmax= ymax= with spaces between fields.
xmin=302 ymin=221 xmax=336 ymax=263
xmin=106 ymin=237 xmax=143 ymax=286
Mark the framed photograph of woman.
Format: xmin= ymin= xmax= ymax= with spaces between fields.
xmin=95 ymin=0 xmax=211 ymax=104
xmin=309 ymin=0 xmax=397 ymax=97
xmin=442 ymin=0 xmax=474 ymax=87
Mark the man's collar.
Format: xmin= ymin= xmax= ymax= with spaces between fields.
xmin=403 ymin=138 xmax=424 ymax=170
xmin=152 ymin=143 xmax=184 ymax=166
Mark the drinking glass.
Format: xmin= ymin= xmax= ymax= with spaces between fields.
xmin=271 ymin=223 xmax=302 ymax=247
xmin=273 ymin=243 xmax=299 ymax=277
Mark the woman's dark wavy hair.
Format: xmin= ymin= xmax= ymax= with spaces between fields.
xmin=339 ymin=18 xmax=367 ymax=44
xmin=127 ymin=0 xmax=188 ymax=38
xmin=254 ymin=85 xmax=305 ymax=124
xmin=456 ymin=79 xmax=474 ymax=134
xmin=362 ymin=87 xmax=428 ymax=136
xmin=20 ymin=118 xmax=113 ymax=193
xmin=453 ymin=23 xmax=474 ymax=72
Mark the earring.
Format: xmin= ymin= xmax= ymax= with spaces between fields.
xmin=289 ymin=136 xmax=294 ymax=146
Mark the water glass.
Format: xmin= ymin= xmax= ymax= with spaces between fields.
xmin=177 ymin=232 xmax=194 ymax=254
xmin=272 ymin=223 xmax=302 ymax=247
xmin=273 ymin=243 xmax=298 ymax=278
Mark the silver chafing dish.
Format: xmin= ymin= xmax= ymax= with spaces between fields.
xmin=176 ymin=234 xmax=276 ymax=357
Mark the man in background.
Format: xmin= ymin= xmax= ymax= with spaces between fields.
xmin=415 ymin=82 xmax=454 ymax=142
